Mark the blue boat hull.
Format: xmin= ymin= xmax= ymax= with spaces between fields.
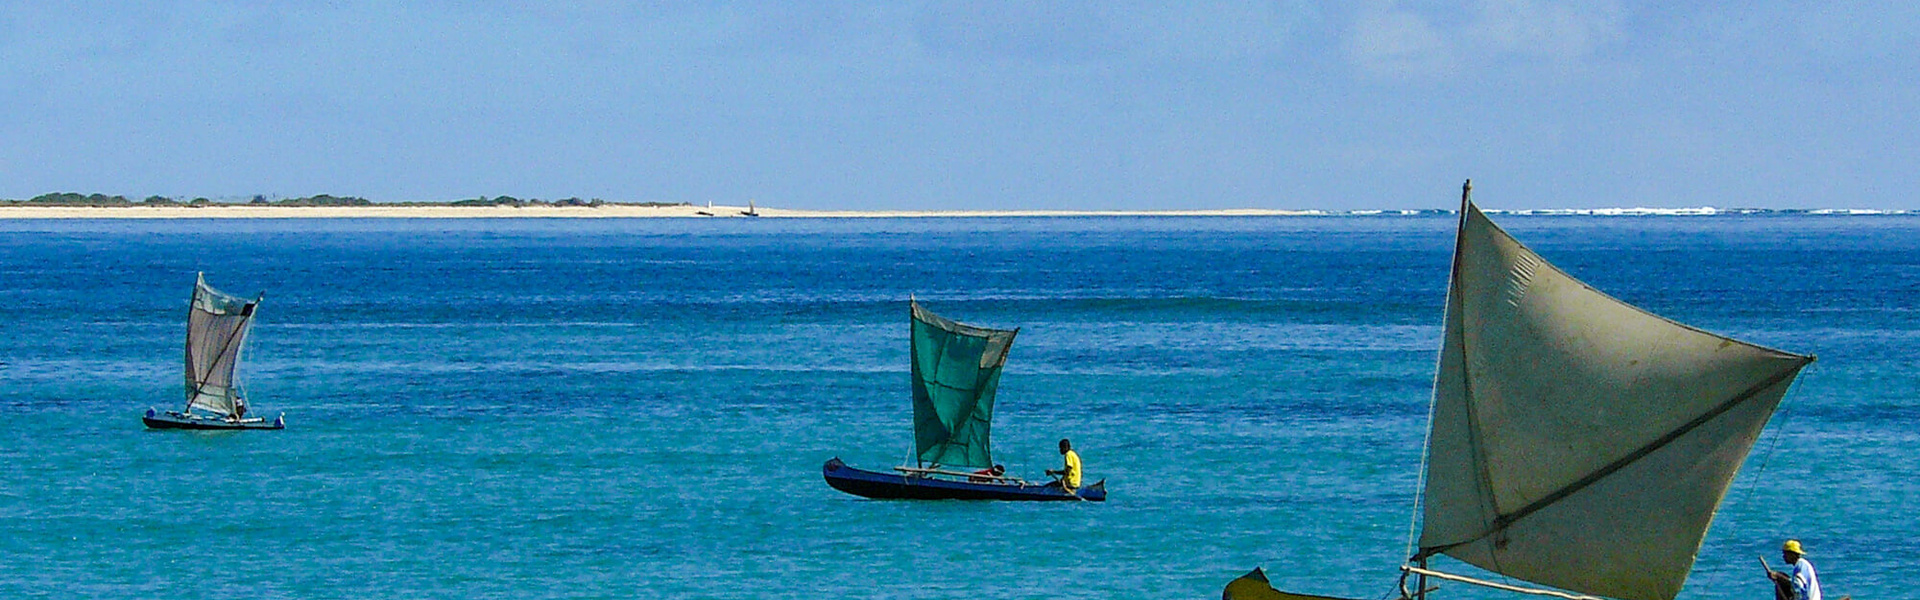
xmin=822 ymin=458 xmax=1106 ymax=501
xmin=143 ymin=409 xmax=284 ymax=431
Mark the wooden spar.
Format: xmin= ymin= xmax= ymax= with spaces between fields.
xmin=1401 ymin=567 xmax=1603 ymax=600
xmin=891 ymin=465 xmax=1030 ymax=484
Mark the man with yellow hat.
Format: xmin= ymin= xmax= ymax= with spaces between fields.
xmin=1766 ymin=540 xmax=1822 ymax=600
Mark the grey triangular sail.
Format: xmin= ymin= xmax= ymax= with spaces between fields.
xmin=184 ymin=273 xmax=260 ymax=417
xmin=909 ymin=300 xmax=1018 ymax=469
xmin=1416 ymin=187 xmax=1813 ymax=600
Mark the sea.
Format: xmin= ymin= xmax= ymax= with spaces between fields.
xmin=0 ymin=214 xmax=1912 ymax=600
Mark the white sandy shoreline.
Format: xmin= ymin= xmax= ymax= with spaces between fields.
xmin=0 ymin=205 xmax=1321 ymax=219
xmin=7 ymin=205 xmax=1889 ymax=219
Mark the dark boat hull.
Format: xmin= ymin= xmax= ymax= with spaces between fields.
xmin=143 ymin=409 xmax=284 ymax=431
xmin=822 ymin=458 xmax=1105 ymax=501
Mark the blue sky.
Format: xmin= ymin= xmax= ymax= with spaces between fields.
xmin=2 ymin=2 xmax=1915 ymax=210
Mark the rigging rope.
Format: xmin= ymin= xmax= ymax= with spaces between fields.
xmin=1403 ymin=384 xmax=1440 ymax=562
xmin=1693 ymin=376 xmax=1805 ymax=595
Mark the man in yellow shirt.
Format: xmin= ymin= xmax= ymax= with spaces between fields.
xmin=1045 ymin=438 xmax=1082 ymax=494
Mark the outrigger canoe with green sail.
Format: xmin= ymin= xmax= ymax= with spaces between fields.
xmin=1228 ymin=181 xmax=1813 ymax=600
xmin=823 ymin=300 xmax=1105 ymax=501
xmin=144 ymin=273 xmax=284 ymax=431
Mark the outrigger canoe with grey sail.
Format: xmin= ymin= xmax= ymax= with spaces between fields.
xmin=144 ymin=273 xmax=284 ymax=431
xmin=823 ymin=300 xmax=1105 ymax=501
xmin=1227 ymin=181 xmax=1813 ymax=600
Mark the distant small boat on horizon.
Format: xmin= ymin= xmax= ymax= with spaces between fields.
xmin=144 ymin=273 xmax=284 ymax=431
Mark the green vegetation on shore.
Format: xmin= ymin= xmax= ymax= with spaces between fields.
xmin=1 ymin=192 xmax=690 ymax=208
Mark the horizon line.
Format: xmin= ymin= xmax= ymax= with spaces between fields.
xmin=0 ymin=204 xmax=1914 ymax=219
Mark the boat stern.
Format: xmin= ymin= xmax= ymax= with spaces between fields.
xmin=1078 ymin=478 xmax=1109 ymax=501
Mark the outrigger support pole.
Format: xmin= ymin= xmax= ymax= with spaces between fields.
xmin=1397 ymin=557 xmax=1436 ymax=600
xmin=1401 ymin=566 xmax=1603 ymax=600
xmin=1416 ymin=557 xmax=1428 ymax=600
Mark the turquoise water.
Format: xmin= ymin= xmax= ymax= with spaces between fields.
xmin=0 ymin=216 xmax=1913 ymax=599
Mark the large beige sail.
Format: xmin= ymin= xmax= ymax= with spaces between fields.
xmin=1417 ymin=200 xmax=1812 ymax=600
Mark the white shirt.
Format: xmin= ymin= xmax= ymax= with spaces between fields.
xmin=1789 ymin=558 xmax=1822 ymax=600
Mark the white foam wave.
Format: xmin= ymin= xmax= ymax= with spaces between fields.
xmin=1486 ymin=206 xmax=1726 ymax=216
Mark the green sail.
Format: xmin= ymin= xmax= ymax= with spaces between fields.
xmin=909 ymin=301 xmax=1019 ymax=469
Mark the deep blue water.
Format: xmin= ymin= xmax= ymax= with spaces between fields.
xmin=0 ymin=216 xmax=1913 ymax=599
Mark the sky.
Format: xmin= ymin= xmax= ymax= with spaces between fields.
xmin=2 ymin=2 xmax=1916 ymax=210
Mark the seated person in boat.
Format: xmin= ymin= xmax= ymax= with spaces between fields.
xmin=969 ymin=464 xmax=1006 ymax=482
xmin=1044 ymin=438 xmax=1082 ymax=493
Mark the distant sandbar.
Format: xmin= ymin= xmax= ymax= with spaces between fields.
xmin=0 ymin=205 xmax=1321 ymax=219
